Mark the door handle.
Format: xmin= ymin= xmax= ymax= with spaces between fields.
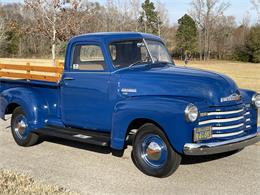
xmin=63 ymin=77 xmax=75 ymax=81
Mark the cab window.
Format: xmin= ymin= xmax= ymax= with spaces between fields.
xmin=72 ymin=45 xmax=105 ymax=71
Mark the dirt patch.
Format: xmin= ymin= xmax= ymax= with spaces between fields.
xmin=0 ymin=169 xmax=79 ymax=195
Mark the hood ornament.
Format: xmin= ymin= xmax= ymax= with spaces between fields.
xmin=221 ymin=93 xmax=241 ymax=103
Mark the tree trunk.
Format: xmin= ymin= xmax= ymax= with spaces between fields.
xmin=18 ymin=37 xmax=22 ymax=57
xmin=52 ymin=11 xmax=57 ymax=66
xmin=199 ymin=31 xmax=203 ymax=61
xmin=203 ymin=28 xmax=207 ymax=61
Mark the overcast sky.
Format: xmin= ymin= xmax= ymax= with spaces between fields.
xmin=1 ymin=0 xmax=258 ymax=25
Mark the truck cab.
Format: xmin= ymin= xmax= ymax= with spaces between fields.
xmin=1 ymin=32 xmax=260 ymax=177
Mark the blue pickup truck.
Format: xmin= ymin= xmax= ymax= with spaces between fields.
xmin=0 ymin=32 xmax=259 ymax=177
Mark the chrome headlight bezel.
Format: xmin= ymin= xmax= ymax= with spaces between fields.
xmin=185 ymin=104 xmax=199 ymax=122
xmin=252 ymin=93 xmax=260 ymax=108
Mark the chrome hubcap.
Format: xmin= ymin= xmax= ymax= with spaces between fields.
xmin=141 ymin=134 xmax=168 ymax=168
xmin=146 ymin=142 xmax=162 ymax=161
xmin=14 ymin=115 xmax=28 ymax=140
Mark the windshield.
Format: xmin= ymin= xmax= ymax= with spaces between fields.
xmin=145 ymin=40 xmax=173 ymax=63
xmin=109 ymin=39 xmax=173 ymax=69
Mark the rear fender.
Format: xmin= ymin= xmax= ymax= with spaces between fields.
xmin=0 ymin=87 xmax=49 ymax=130
xmin=111 ymin=96 xmax=194 ymax=153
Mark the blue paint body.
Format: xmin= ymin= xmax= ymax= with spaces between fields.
xmin=0 ymin=32 xmax=258 ymax=154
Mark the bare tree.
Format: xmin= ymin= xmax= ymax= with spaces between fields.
xmin=0 ymin=17 xmax=6 ymax=47
xmin=103 ymin=0 xmax=143 ymax=32
xmin=130 ymin=0 xmax=141 ymax=31
xmin=252 ymin=0 xmax=260 ymax=23
xmin=189 ymin=0 xmax=230 ymax=60
xmin=156 ymin=1 xmax=169 ymax=36
xmin=24 ymin=0 xmax=65 ymax=65
xmin=24 ymin=0 xmax=96 ymax=64
xmin=212 ymin=15 xmax=236 ymax=59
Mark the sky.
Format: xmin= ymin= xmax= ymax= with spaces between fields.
xmin=1 ymin=0 xmax=258 ymax=25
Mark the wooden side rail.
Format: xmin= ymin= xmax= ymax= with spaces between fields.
xmin=0 ymin=61 xmax=64 ymax=82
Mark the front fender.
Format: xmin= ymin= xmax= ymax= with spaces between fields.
xmin=111 ymin=96 xmax=194 ymax=153
xmin=239 ymin=88 xmax=257 ymax=103
xmin=0 ymin=87 xmax=49 ymax=129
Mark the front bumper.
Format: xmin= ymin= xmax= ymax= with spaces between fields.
xmin=183 ymin=127 xmax=260 ymax=155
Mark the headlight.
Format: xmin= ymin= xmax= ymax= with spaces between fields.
xmin=185 ymin=104 xmax=199 ymax=122
xmin=252 ymin=93 xmax=260 ymax=108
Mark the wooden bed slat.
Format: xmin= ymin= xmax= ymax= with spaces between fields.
xmin=0 ymin=72 xmax=60 ymax=82
xmin=0 ymin=61 xmax=64 ymax=82
xmin=0 ymin=64 xmax=63 ymax=73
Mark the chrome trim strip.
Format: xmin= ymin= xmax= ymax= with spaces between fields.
xmin=212 ymin=130 xmax=244 ymax=138
xmin=183 ymin=128 xmax=260 ymax=156
xmin=199 ymin=116 xmax=244 ymax=125
xmin=212 ymin=123 xmax=244 ymax=130
xmin=207 ymin=108 xmax=244 ymax=116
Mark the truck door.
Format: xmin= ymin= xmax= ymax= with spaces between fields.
xmin=60 ymin=42 xmax=112 ymax=132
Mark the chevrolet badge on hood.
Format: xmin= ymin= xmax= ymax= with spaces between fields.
xmin=220 ymin=93 xmax=241 ymax=102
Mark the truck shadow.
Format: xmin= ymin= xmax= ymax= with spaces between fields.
xmin=40 ymin=136 xmax=242 ymax=164
xmin=41 ymin=136 xmax=111 ymax=154
xmin=181 ymin=150 xmax=241 ymax=165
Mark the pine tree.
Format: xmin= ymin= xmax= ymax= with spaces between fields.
xmin=176 ymin=14 xmax=198 ymax=58
xmin=138 ymin=0 xmax=161 ymax=35
xmin=233 ymin=25 xmax=260 ymax=63
xmin=2 ymin=22 xmax=19 ymax=57
xmin=247 ymin=25 xmax=260 ymax=63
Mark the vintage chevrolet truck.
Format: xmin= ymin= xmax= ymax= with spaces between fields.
xmin=0 ymin=32 xmax=259 ymax=177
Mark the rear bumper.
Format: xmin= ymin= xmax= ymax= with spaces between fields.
xmin=183 ymin=127 xmax=260 ymax=155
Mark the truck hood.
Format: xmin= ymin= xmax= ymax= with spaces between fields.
xmin=115 ymin=65 xmax=240 ymax=106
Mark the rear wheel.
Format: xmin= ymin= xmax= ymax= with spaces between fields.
xmin=11 ymin=107 xmax=39 ymax=147
xmin=132 ymin=123 xmax=181 ymax=178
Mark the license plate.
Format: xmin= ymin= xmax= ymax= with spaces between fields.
xmin=194 ymin=126 xmax=212 ymax=141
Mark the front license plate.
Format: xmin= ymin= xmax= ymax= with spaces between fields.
xmin=194 ymin=126 xmax=212 ymax=142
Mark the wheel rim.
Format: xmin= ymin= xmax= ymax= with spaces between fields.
xmin=140 ymin=134 xmax=168 ymax=168
xmin=13 ymin=114 xmax=28 ymax=140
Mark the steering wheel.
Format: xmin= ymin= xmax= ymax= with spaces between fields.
xmin=152 ymin=55 xmax=159 ymax=62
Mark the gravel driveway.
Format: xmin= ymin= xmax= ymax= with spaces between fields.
xmin=0 ymin=118 xmax=259 ymax=195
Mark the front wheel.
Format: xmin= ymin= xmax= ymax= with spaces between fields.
xmin=132 ymin=123 xmax=181 ymax=178
xmin=11 ymin=107 xmax=39 ymax=147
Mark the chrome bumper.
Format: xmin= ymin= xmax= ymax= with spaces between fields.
xmin=183 ymin=128 xmax=260 ymax=155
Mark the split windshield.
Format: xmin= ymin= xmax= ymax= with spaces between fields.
xmin=109 ymin=39 xmax=173 ymax=69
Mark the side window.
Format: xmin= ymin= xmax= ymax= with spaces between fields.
xmin=72 ymin=45 xmax=105 ymax=71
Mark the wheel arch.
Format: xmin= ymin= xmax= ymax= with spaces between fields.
xmin=125 ymin=118 xmax=169 ymax=148
xmin=127 ymin=118 xmax=164 ymax=132
xmin=111 ymin=96 xmax=193 ymax=154
xmin=5 ymin=102 xmax=20 ymax=115
xmin=0 ymin=87 xmax=49 ymax=129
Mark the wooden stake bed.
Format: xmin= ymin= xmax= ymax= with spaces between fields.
xmin=0 ymin=61 xmax=64 ymax=82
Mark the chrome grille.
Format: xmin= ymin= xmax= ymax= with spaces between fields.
xmin=196 ymin=104 xmax=252 ymax=140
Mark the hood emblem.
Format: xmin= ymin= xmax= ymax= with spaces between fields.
xmin=121 ymin=88 xmax=137 ymax=94
xmin=221 ymin=93 xmax=241 ymax=103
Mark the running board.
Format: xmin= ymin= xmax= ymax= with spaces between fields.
xmin=37 ymin=125 xmax=110 ymax=147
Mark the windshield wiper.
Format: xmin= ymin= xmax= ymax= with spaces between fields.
xmin=129 ymin=61 xmax=151 ymax=68
xmin=158 ymin=61 xmax=175 ymax=66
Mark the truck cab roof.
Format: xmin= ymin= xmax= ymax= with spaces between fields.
xmin=69 ymin=32 xmax=162 ymax=44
